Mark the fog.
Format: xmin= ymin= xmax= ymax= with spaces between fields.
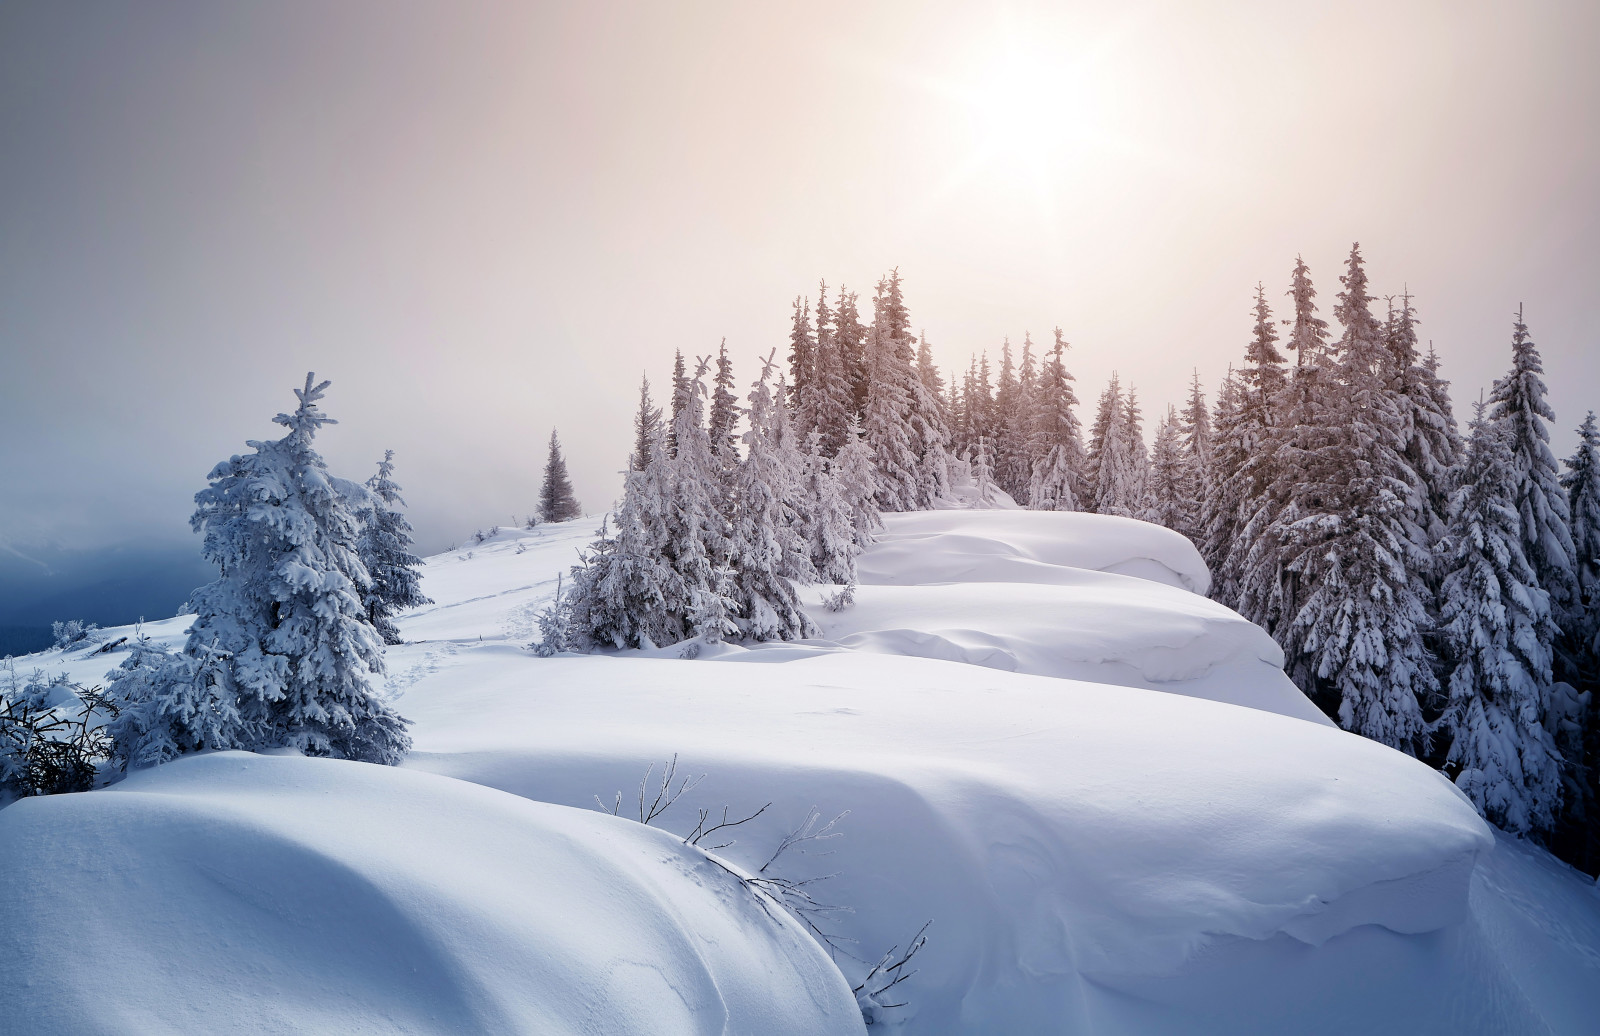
xmin=2 ymin=1 xmax=1596 ymax=625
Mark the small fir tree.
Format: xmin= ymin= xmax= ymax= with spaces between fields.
xmin=358 ymin=450 xmax=432 ymax=646
xmin=539 ymin=429 xmax=583 ymax=522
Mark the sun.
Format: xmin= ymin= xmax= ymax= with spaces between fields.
xmin=961 ymin=45 xmax=1103 ymax=173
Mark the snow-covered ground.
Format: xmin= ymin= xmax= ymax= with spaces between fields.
xmin=6 ymin=511 xmax=1600 ymax=1033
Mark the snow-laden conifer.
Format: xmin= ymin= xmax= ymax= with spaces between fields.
xmin=114 ymin=374 xmax=410 ymax=767
xmin=708 ymin=339 xmax=741 ymax=463
xmin=809 ymin=282 xmax=854 ymax=457
xmin=1386 ymin=293 xmax=1460 ymax=529
xmin=357 ymin=450 xmax=432 ymax=646
xmin=561 ymin=447 xmax=684 ymax=650
xmin=727 ymin=358 xmax=818 ymax=641
xmin=1028 ymin=329 xmax=1084 ymax=512
xmin=1437 ymin=403 xmax=1562 ymax=834
xmin=835 ymin=414 xmax=883 ymax=551
xmin=1488 ymin=307 xmax=1579 ymax=625
xmin=1564 ymin=413 xmax=1600 ymax=661
xmin=1275 ymin=246 xmax=1437 ymax=751
xmin=862 ymin=321 xmax=922 ymax=511
xmin=801 ymin=431 xmax=861 ymax=585
xmin=630 ymin=373 xmax=662 ymax=471
xmin=1147 ymin=407 xmax=1187 ymax=530
xmin=834 ymin=286 xmax=870 ymax=417
xmin=787 ymin=297 xmax=816 ymax=434
xmin=539 ymin=429 xmax=583 ymax=523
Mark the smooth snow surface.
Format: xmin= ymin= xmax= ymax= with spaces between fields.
xmin=8 ymin=513 xmax=1600 ymax=1035
xmin=0 ymin=751 xmax=864 ymax=1036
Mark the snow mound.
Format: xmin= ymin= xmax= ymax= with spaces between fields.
xmin=401 ymin=650 xmax=1504 ymax=1022
xmin=861 ymin=510 xmax=1211 ymax=594
xmin=819 ymin=510 xmax=1326 ymax=725
xmin=0 ymin=752 xmax=864 ymax=1036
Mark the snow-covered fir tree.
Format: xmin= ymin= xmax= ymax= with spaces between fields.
xmin=1146 ymin=406 xmax=1187 ymax=530
xmin=1385 ymin=292 xmax=1460 ymax=530
xmin=1176 ymin=370 xmax=1211 ymax=541
xmin=113 ymin=374 xmax=410 ymax=768
xmin=1563 ymin=412 xmax=1600 ymax=674
xmin=668 ymin=349 xmax=689 ymax=457
xmin=728 ymin=359 xmax=818 ymax=641
xmin=862 ymin=321 xmax=922 ymax=511
xmin=561 ymin=434 xmax=684 ymax=650
xmin=540 ymin=429 xmax=583 ymax=522
xmin=1488 ymin=307 xmax=1579 ymax=630
xmin=835 ymin=414 xmax=883 ymax=552
xmin=708 ymin=339 xmax=742 ymax=463
xmin=1275 ymin=246 xmax=1437 ymax=751
xmin=801 ymin=431 xmax=861 ymax=585
xmin=1436 ymin=403 xmax=1562 ymax=834
xmin=834 ymin=286 xmax=870 ymax=418
xmin=809 ymin=281 xmax=855 ymax=457
xmin=1028 ymin=329 xmax=1084 ymax=512
xmin=1087 ymin=375 xmax=1148 ymax=517
xmin=357 ymin=450 xmax=432 ymax=646
xmin=630 ymin=373 xmax=662 ymax=471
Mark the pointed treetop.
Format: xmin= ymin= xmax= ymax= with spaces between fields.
xmin=275 ymin=372 xmax=338 ymax=442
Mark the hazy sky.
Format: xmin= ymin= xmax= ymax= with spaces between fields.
xmin=2 ymin=0 xmax=1596 ymax=573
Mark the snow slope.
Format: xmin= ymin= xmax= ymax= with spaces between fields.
xmin=0 ymin=751 xmax=865 ymax=1035
xmin=7 ymin=513 xmax=1600 ymax=1034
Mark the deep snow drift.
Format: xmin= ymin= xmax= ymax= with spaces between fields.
xmin=6 ymin=511 xmax=1600 ymax=1034
xmin=0 ymin=752 xmax=864 ymax=1035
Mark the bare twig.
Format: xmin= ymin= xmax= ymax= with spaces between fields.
xmin=759 ymin=806 xmax=849 ymax=874
xmin=685 ymin=801 xmax=770 ymax=849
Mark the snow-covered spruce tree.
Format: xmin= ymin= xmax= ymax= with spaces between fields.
xmin=116 ymin=374 xmax=410 ymax=767
xmin=1028 ymin=328 xmax=1084 ymax=512
xmin=993 ymin=339 xmax=1028 ymax=502
xmin=972 ymin=436 xmax=999 ymax=507
xmin=810 ymin=282 xmax=854 ymax=458
xmin=539 ymin=429 xmax=583 ymax=523
xmin=862 ymin=321 xmax=922 ymax=511
xmin=835 ymin=414 xmax=883 ymax=551
xmin=1198 ymin=368 xmax=1244 ymax=601
xmin=1386 ymin=292 xmax=1460 ymax=531
xmin=728 ymin=359 xmax=819 ymax=641
xmin=357 ymin=450 xmax=432 ymax=646
xmin=1222 ymin=285 xmax=1292 ymax=628
xmin=1087 ymin=375 xmax=1148 ymax=517
xmin=1564 ymin=412 xmax=1600 ymax=675
xmin=668 ymin=349 xmax=689 ymax=457
xmin=1488 ymin=306 xmax=1579 ymax=631
xmin=1147 ymin=406 xmax=1187 ymax=531
xmin=801 ymin=431 xmax=861 ymax=584
xmin=873 ymin=271 xmax=951 ymax=508
xmin=1276 ymin=246 xmax=1437 ymax=750
xmin=1176 ymin=370 xmax=1211 ymax=541
xmin=1085 ymin=373 xmax=1121 ymax=507
xmin=1436 ymin=403 xmax=1562 ymax=834
xmin=630 ymin=373 xmax=662 ymax=471
xmin=561 ymin=433 xmax=685 ymax=650
xmin=708 ymin=339 xmax=741 ymax=464
xmin=834 ymin=286 xmax=870 ymax=418
xmin=787 ymin=296 xmax=816 ymax=438
xmin=1283 ymin=254 xmax=1331 ymax=371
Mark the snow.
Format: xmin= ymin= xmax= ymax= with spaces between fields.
xmin=7 ymin=512 xmax=1600 ymax=1034
xmin=0 ymin=750 xmax=864 ymax=1035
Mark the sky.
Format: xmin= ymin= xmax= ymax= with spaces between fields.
xmin=1 ymin=1 xmax=1596 ymax=623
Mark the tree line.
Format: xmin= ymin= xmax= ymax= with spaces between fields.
xmin=551 ymin=255 xmax=1598 ymax=872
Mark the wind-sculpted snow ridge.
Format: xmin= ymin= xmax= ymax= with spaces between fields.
xmin=813 ymin=510 xmax=1330 ymax=726
xmin=0 ymin=752 xmax=865 ymax=1036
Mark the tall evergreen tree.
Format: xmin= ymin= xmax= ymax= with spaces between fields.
xmin=728 ymin=359 xmax=818 ymax=641
xmin=1283 ymin=254 xmax=1331 ymax=370
xmin=708 ymin=340 xmax=742 ymax=462
xmin=787 ymin=295 xmax=815 ymax=428
xmin=1488 ymin=306 xmax=1579 ymax=628
xmin=835 ymin=286 xmax=870 ymax=418
xmin=1274 ymin=245 xmax=1437 ymax=750
xmin=835 ymin=414 xmax=883 ymax=553
xmin=357 ymin=451 xmax=432 ymax=646
xmin=1564 ymin=412 xmax=1600 ymax=673
xmin=862 ymin=321 xmax=921 ymax=511
xmin=1147 ymin=407 xmax=1187 ymax=530
xmin=668 ymin=350 xmax=690 ymax=457
xmin=1176 ymin=370 xmax=1211 ymax=541
xmin=1028 ymin=329 xmax=1084 ymax=512
xmin=810 ymin=282 xmax=854 ymax=457
xmin=1436 ymin=404 xmax=1562 ymax=834
xmin=630 ymin=373 xmax=662 ymax=472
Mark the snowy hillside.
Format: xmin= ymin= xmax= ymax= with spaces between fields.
xmin=6 ymin=511 xmax=1600 ymax=1033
